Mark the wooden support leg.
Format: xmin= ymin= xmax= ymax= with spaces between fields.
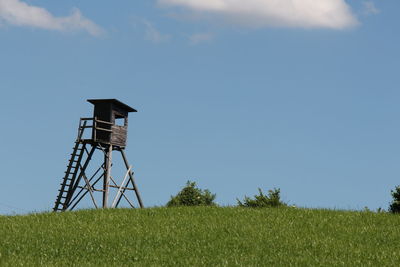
xmin=120 ymin=149 xmax=144 ymax=208
xmin=103 ymin=145 xmax=112 ymax=208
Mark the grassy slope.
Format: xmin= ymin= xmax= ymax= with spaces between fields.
xmin=1 ymin=207 xmax=400 ymax=266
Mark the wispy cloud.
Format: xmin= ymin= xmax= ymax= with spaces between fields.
xmin=158 ymin=0 xmax=359 ymax=30
xmin=0 ymin=0 xmax=103 ymax=36
xmin=363 ymin=1 xmax=379 ymax=15
xmin=143 ymin=20 xmax=171 ymax=43
xmin=189 ymin=32 xmax=213 ymax=45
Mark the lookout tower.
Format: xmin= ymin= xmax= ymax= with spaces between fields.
xmin=53 ymin=99 xmax=144 ymax=212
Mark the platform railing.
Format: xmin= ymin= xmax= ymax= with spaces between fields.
xmin=78 ymin=117 xmax=113 ymax=142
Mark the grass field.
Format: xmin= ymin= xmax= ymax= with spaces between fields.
xmin=1 ymin=207 xmax=400 ymax=266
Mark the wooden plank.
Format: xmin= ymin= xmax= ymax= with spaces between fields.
xmin=108 ymin=185 xmax=134 ymax=190
xmin=96 ymin=127 xmax=113 ymax=132
xmin=109 ymin=176 xmax=135 ymax=208
xmin=111 ymin=126 xmax=127 ymax=147
xmin=111 ymin=166 xmax=132 ymax=208
xmin=95 ymin=119 xmax=113 ymax=125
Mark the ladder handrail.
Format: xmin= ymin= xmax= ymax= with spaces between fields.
xmin=76 ymin=120 xmax=87 ymax=142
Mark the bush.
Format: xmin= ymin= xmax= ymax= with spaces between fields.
xmin=389 ymin=186 xmax=400 ymax=213
xmin=237 ymin=188 xmax=286 ymax=208
xmin=166 ymin=181 xmax=216 ymax=207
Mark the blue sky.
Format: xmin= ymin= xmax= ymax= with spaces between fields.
xmin=0 ymin=0 xmax=399 ymax=214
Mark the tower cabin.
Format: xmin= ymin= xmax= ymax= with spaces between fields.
xmin=87 ymin=99 xmax=137 ymax=148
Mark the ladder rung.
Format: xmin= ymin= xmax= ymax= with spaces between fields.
xmin=55 ymin=136 xmax=87 ymax=211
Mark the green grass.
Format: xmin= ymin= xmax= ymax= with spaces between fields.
xmin=1 ymin=207 xmax=400 ymax=266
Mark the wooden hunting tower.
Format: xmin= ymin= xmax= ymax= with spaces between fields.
xmin=53 ymin=99 xmax=143 ymax=212
xmin=88 ymin=99 xmax=136 ymax=147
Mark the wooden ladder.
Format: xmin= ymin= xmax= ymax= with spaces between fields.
xmin=53 ymin=121 xmax=88 ymax=212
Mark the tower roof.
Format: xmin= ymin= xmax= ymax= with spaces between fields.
xmin=87 ymin=99 xmax=137 ymax=112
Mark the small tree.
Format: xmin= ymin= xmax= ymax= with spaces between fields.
xmin=237 ymin=188 xmax=286 ymax=208
xmin=389 ymin=186 xmax=400 ymax=213
xmin=166 ymin=181 xmax=216 ymax=207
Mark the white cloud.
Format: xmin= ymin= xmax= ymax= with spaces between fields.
xmin=189 ymin=32 xmax=213 ymax=44
xmin=158 ymin=0 xmax=359 ymax=30
xmin=143 ymin=20 xmax=171 ymax=43
xmin=0 ymin=0 xmax=103 ymax=36
xmin=363 ymin=1 xmax=379 ymax=15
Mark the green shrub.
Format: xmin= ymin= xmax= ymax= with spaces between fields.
xmin=167 ymin=181 xmax=216 ymax=207
xmin=389 ymin=186 xmax=400 ymax=213
xmin=237 ymin=188 xmax=286 ymax=208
